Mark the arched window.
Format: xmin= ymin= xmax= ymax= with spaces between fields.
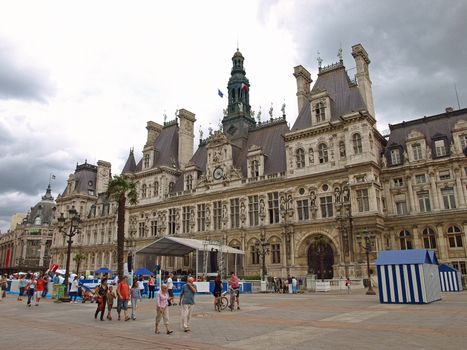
xmin=186 ymin=175 xmax=193 ymax=190
xmin=295 ymin=148 xmax=305 ymax=168
xmin=154 ymin=181 xmax=159 ymax=196
xmin=315 ymin=102 xmax=325 ymax=123
xmin=399 ymin=230 xmax=413 ymax=250
xmin=339 ymin=141 xmax=346 ymax=158
xmin=250 ymin=160 xmax=259 ymax=177
xmin=447 ymin=225 xmax=463 ymax=248
xmin=34 ymin=216 xmax=42 ymax=225
xmin=422 ymin=227 xmax=437 ymax=249
xmin=318 ymin=143 xmax=328 ymax=163
xmin=353 ymin=133 xmax=362 ymax=154
xmin=141 ymin=184 xmax=147 ymax=198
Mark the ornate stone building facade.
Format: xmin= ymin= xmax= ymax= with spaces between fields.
xmin=49 ymin=44 xmax=467 ymax=280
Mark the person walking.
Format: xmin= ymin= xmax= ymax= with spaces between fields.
xmin=345 ymin=277 xmax=352 ymax=294
xmin=213 ymin=275 xmax=223 ymax=311
xmin=106 ymin=286 xmax=116 ymax=320
xmin=130 ymin=280 xmax=142 ymax=320
xmin=292 ymin=276 xmax=298 ymax=294
xmin=18 ymin=275 xmax=26 ymax=301
xmin=41 ymin=274 xmax=49 ymax=298
xmin=179 ymin=276 xmax=197 ymax=332
xmin=35 ymin=274 xmax=46 ymax=306
xmin=69 ymin=276 xmax=79 ymax=303
xmin=0 ymin=274 xmax=7 ymax=301
xmin=25 ymin=274 xmax=36 ymax=307
xmin=148 ymin=276 xmax=155 ymax=299
xmin=94 ymin=278 xmax=108 ymax=321
xmin=155 ymin=284 xmax=173 ymax=334
xmin=137 ymin=276 xmax=145 ymax=299
xmin=117 ymin=276 xmax=131 ymax=321
xmin=167 ymin=273 xmax=175 ymax=306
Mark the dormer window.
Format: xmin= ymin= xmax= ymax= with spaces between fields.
xmin=315 ymin=102 xmax=325 ymax=123
xmin=318 ymin=143 xmax=328 ymax=163
xmin=186 ymin=175 xmax=193 ymax=190
xmin=250 ymin=160 xmax=259 ymax=177
xmin=412 ymin=143 xmax=422 ymax=161
xmin=34 ymin=216 xmax=42 ymax=225
xmin=434 ymin=139 xmax=447 ymax=157
xmin=352 ymin=133 xmax=362 ymax=154
xmin=390 ymin=149 xmax=401 ymax=165
xmin=144 ymin=154 xmax=150 ymax=168
xmin=460 ymin=134 xmax=467 ymax=151
xmin=295 ymin=148 xmax=305 ymax=168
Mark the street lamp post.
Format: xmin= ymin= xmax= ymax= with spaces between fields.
xmin=279 ymin=192 xmax=294 ymax=271
xmin=255 ymin=232 xmax=270 ymax=281
xmin=335 ymin=183 xmax=351 ymax=280
xmin=359 ymin=231 xmax=376 ymax=295
xmin=57 ymin=207 xmax=81 ymax=299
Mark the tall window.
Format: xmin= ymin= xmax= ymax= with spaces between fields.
xmin=393 ymin=178 xmax=404 ymax=187
xmin=412 ymin=143 xmax=422 ymax=161
xmin=356 ymin=189 xmax=369 ymax=212
xmin=213 ymin=201 xmax=222 ymax=230
xmin=185 ymin=175 xmax=193 ymax=190
xmin=268 ymin=192 xmax=280 ymax=224
xmin=434 ymin=139 xmax=447 ymax=157
xmin=168 ymin=209 xmax=176 ymax=234
xmin=459 ymin=134 xmax=467 ymax=151
xmin=415 ymin=174 xmax=426 ymax=184
xmin=396 ymin=201 xmax=408 ymax=215
xmin=271 ymin=244 xmax=281 ymax=264
xmin=390 ymin=149 xmax=401 ymax=165
xmin=318 ymin=143 xmax=328 ymax=163
xmin=451 ymin=261 xmax=467 ymax=275
xmin=154 ymin=181 xmax=159 ymax=196
xmin=320 ymin=196 xmax=333 ymax=218
xmin=422 ymin=227 xmax=436 ymax=249
xmin=141 ymin=184 xmax=147 ymax=198
xmin=250 ymin=245 xmax=259 ymax=265
xmin=352 ymin=133 xmax=362 ymax=154
xmin=144 ymin=154 xmax=150 ymax=168
xmin=248 ymin=195 xmax=259 ymax=226
xmin=296 ymin=148 xmax=305 ymax=168
xmin=399 ymin=230 xmax=413 ymax=250
xmin=442 ymin=188 xmax=456 ymax=209
xmin=447 ymin=226 xmax=463 ymax=248
xmin=230 ymin=198 xmax=240 ymax=229
xmin=197 ymin=204 xmax=206 ymax=232
xmin=315 ymin=102 xmax=325 ymax=123
xmin=150 ymin=220 xmax=157 ymax=236
xmin=138 ymin=222 xmax=145 ymax=237
xmin=250 ymin=160 xmax=259 ymax=177
xmin=182 ymin=206 xmax=191 ymax=233
xmin=297 ymin=199 xmax=309 ymax=221
xmin=418 ymin=191 xmax=431 ymax=212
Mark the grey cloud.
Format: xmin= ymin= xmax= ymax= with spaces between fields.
xmin=262 ymin=0 xmax=467 ymax=125
xmin=0 ymin=40 xmax=54 ymax=102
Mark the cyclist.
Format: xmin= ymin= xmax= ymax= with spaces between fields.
xmin=228 ymin=271 xmax=240 ymax=310
xmin=213 ymin=275 xmax=223 ymax=311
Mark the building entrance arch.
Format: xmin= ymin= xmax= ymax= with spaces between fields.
xmin=307 ymin=236 xmax=334 ymax=279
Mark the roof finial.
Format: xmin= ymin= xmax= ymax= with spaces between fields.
xmin=337 ymin=44 xmax=343 ymax=62
xmin=317 ymin=50 xmax=323 ymax=70
xmin=163 ymin=110 xmax=167 ymax=123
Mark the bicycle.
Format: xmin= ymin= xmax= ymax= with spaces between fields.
xmin=215 ymin=292 xmax=229 ymax=312
xmin=226 ymin=287 xmax=239 ymax=311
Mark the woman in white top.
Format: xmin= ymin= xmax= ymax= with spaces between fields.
xmin=69 ymin=276 xmax=79 ymax=303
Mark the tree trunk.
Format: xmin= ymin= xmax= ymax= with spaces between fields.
xmin=76 ymin=261 xmax=81 ymax=277
xmin=117 ymin=192 xmax=127 ymax=280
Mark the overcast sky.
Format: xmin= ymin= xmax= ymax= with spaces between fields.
xmin=1 ymin=0 xmax=466 ymax=232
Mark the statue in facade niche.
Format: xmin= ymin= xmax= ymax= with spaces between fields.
xmin=310 ymin=191 xmax=317 ymax=207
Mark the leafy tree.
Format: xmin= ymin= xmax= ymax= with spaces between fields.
xmin=107 ymin=175 xmax=138 ymax=279
xmin=73 ymin=252 xmax=86 ymax=277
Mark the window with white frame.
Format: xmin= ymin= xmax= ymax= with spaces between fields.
xmin=144 ymin=154 xmax=150 ymax=168
xmin=296 ymin=148 xmax=305 ymax=168
xmin=393 ymin=178 xmax=404 ymax=187
xmin=213 ymin=201 xmax=222 ymax=230
xmin=168 ymin=208 xmax=176 ymax=234
xmin=353 ymin=133 xmax=363 ymax=154
xmin=441 ymin=188 xmax=456 ymax=209
xmin=138 ymin=222 xmax=145 ymax=237
xmin=447 ymin=226 xmax=463 ymax=248
xmin=434 ymin=139 xmax=447 ymax=157
xmin=459 ymin=134 xmax=467 ymax=151
xmin=197 ymin=204 xmax=206 ymax=232
xmin=296 ymin=199 xmax=309 ymax=221
xmin=390 ymin=149 xmax=401 ymax=165
xmin=268 ymin=192 xmax=280 ymax=224
xmin=154 ymin=181 xmax=159 ymax=196
xmin=150 ymin=220 xmax=157 ymax=236
xmin=250 ymin=160 xmax=260 ymax=177
xmin=422 ymin=227 xmax=436 ymax=249
xmin=185 ymin=175 xmax=193 ymax=190
xmin=451 ymin=261 xmax=467 ymax=275
xmin=415 ymin=174 xmax=426 ymax=184
xmin=315 ymin=102 xmax=325 ymax=123
xmin=356 ymin=189 xmax=369 ymax=212
xmin=320 ymin=196 xmax=333 ymax=218
xmin=271 ymin=244 xmax=281 ymax=264
xmin=248 ymin=195 xmax=259 ymax=227
xmin=399 ymin=230 xmax=413 ymax=250
xmin=230 ymin=198 xmax=240 ymax=229
xmin=418 ymin=191 xmax=431 ymax=212
xmin=396 ymin=201 xmax=408 ymax=215
xmin=412 ymin=143 xmax=423 ymax=161
xmin=439 ymin=170 xmax=451 ymax=180
xmin=182 ymin=206 xmax=191 ymax=234
xmin=318 ymin=143 xmax=328 ymax=163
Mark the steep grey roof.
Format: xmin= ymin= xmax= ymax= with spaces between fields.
xmin=386 ymin=108 xmax=467 ymax=150
xmin=62 ymin=163 xmax=97 ymax=196
xmin=154 ymin=124 xmax=179 ymax=168
xmin=27 ymin=186 xmax=56 ymax=225
xmin=291 ymin=63 xmax=367 ymax=131
xmin=122 ymin=150 xmax=137 ymax=174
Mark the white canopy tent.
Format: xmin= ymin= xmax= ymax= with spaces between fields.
xmin=134 ymin=236 xmax=244 ymax=277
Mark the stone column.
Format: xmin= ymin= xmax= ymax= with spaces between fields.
xmin=455 ymin=169 xmax=466 ymax=207
xmin=406 ymin=175 xmax=415 ymax=213
xmin=39 ymin=240 xmax=46 ymax=267
xmin=429 ymin=169 xmax=440 ymax=210
xmin=412 ymin=226 xmax=421 ymax=249
xmin=290 ymin=228 xmax=295 ymax=266
xmin=22 ymin=239 xmax=27 ymax=260
xmin=435 ymin=224 xmax=448 ymax=261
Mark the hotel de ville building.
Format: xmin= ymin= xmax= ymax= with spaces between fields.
xmin=49 ymin=44 xmax=467 ymax=283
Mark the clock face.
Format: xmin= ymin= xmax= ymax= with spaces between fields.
xmin=213 ymin=167 xmax=223 ymax=180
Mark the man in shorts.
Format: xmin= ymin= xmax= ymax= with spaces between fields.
xmin=228 ymin=272 xmax=240 ymax=310
xmin=117 ymin=276 xmax=131 ymax=321
xmin=167 ymin=273 xmax=175 ymax=306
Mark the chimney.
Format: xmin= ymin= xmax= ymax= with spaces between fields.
xmin=446 ymin=107 xmax=453 ymax=113
xmin=146 ymin=121 xmax=162 ymax=147
xmin=293 ymin=65 xmax=312 ymax=114
xmin=178 ymin=108 xmax=196 ymax=170
xmin=96 ymin=160 xmax=111 ymax=194
xmin=351 ymin=43 xmax=375 ymax=118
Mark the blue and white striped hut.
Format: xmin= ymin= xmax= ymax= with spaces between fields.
xmin=376 ymin=249 xmax=441 ymax=304
xmin=439 ymin=264 xmax=463 ymax=292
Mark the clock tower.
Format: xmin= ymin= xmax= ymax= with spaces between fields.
xmin=222 ymin=49 xmax=256 ymax=148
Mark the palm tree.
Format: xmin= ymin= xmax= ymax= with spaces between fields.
xmin=73 ymin=252 xmax=86 ymax=277
xmin=313 ymin=234 xmax=327 ymax=282
xmin=107 ymin=175 xmax=138 ymax=279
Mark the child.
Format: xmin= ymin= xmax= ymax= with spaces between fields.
xmin=155 ymin=284 xmax=173 ymax=334
xmin=130 ymin=280 xmax=142 ymax=320
xmin=106 ymin=286 xmax=116 ymax=320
